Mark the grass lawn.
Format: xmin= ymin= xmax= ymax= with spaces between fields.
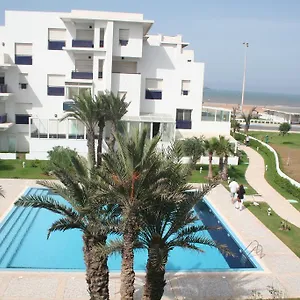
xmin=249 ymin=131 xmax=300 ymax=182
xmin=245 ymin=201 xmax=300 ymax=258
xmin=189 ymin=151 xmax=257 ymax=195
xmin=0 ymin=158 xmax=53 ymax=179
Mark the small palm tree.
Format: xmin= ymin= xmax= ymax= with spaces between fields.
xmin=100 ymin=91 xmax=130 ymax=151
xmin=0 ymin=185 xmax=4 ymax=198
xmin=204 ymin=138 xmax=218 ymax=179
xmin=182 ymin=136 xmax=205 ymax=169
xmin=140 ymin=184 xmax=227 ymax=300
xmin=220 ymin=138 xmax=235 ymax=181
xmin=15 ymin=151 xmax=116 ymax=300
xmin=241 ymin=106 xmax=257 ymax=133
xmin=61 ymin=90 xmax=99 ymax=168
xmin=231 ymin=119 xmax=241 ymax=134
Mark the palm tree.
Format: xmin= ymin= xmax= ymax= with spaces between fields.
xmin=61 ymin=90 xmax=99 ymax=168
xmin=182 ymin=136 xmax=205 ymax=169
xmin=231 ymin=119 xmax=241 ymax=134
xmin=140 ymin=184 xmax=227 ymax=300
xmin=241 ymin=106 xmax=257 ymax=133
xmin=204 ymin=137 xmax=218 ymax=179
xmin=0 ymin=185 xmax=4 ymax=198
xmin=221 ymin=140 xmax=235 ymax=181
xmin=100 ymin=91 xmax=130 ymax=151
xmin=98 ymin=129 xmax=172 ymax=300
xmin=15 ymin=151 xmax=116 ymax=300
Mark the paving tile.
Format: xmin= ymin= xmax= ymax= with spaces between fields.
xmin=3 ymin=277 xmax=57 ymax=298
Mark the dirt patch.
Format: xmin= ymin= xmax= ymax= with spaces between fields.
xmin=272 ymin=144 xmax=300 ymax=183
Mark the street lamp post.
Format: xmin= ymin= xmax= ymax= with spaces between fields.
xmin=241 ymin=42 xmax=249 ymax=112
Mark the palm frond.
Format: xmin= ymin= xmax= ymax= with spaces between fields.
xmin=0 ymin=185 xmax=4 ymax=198
xmin=47 ymin=217 xmax=86 ymax=239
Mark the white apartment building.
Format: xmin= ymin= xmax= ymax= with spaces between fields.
xmin=0 ymin=10 xmax=231 ymax=159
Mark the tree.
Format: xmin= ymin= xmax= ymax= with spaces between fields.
xmin=15 ymin=150 xmax=116 ymax=300
xmin=279 ymin=122 xmax=291 ymax=136
xmin=61 ymin=90 xmax=99 ymax=168
xmin=0 ymin=185 xmax=4 ymax=198
xmin=241 ymin=106 xmax=257 ymax=133
xmin=140 ymin=186 xmax=228 ymax=300
xmin=182 ymin=136 xmax=205 ymax=169
xmin=231 ymin=119 xmax=241 ymax=134
xmin=204 ymin=137 xmax=218 ymax=179
xmin=100 ymin=91 xmax=130 ymax=151
xmin=98 ymin=129 xmax=169 ymax=300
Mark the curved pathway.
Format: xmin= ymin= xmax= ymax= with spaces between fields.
xmin=241 ymin=145 xmax=300 ymax=228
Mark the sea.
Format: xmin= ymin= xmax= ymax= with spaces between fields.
xmin=203 ymin=89 xmax=300 ymax=107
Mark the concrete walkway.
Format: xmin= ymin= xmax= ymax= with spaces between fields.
xmin=241 ymin=145 xmax=300 ymax=228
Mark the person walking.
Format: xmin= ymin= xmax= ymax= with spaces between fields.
xmin=245 ymin=135 xmax=250 ymax=146
xmin=229 ymin=179 xmax=239 ymax=203
xmin=236 ymin=184 xmax=246 ymax=211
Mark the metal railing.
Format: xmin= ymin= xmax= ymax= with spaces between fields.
xmin=244 ymin=239 xmax=265 ymax=259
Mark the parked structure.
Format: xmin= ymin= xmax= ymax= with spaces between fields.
xmin=262 ymin=106 xmax=300 ymax=124
xmin=0 ymin=10 xmax=231 ymax=159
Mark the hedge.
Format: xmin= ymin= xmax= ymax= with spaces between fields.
xmin=233 ymin=132 xmax=300 ymax=201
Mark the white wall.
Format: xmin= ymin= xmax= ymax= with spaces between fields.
xmin=181 ymin=156 xmax=239 ymax=166
xmin=111 ymin=73 xmax=141 ymax=116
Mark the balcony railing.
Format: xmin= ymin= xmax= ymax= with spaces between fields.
xmin=0 ymin=114 xmax=7 ymax=124
xmin=71 ymin=71 xmax=93 ymax=80
xmin=0 ymin=84 xmax=8 ymax=93
xmin=15 ymin=55 xmax=32 ymax=65
xmin=47 ymin=86 xmax=65 ymax=96
xmin=72 ymin=40 xmax=94 ymax=48
xmin=176 ymin=120 xmax=192 ymax=129
xmin=48 ymin=41 xmax=65 ymax=50
xmin=145 ymin=90 xmax=162 ymax=100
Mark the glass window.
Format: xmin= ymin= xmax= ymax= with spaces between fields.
xmin=15 ymin=114 xmax=30 ymax=125
xmin=201 ymin=109 xmax=216 ymax=121
xmin=176 ymin=109 xmax=184 ymax=121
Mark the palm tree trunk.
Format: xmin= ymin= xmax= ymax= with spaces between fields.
xmin=244 ymin=123 xmax=249 ymax=133
xmin=120 ymin=216 xmax=137 ymax=300
xmin=83 ymin=234 xmax=109 ymax=300
xmin=222 ymin=155 xmax=229 ymax=181
xmin=218 ymin=156 xmax=224 ymax=174
xmin=86 ymin=128 xmax=96 ymax=168
xmin=107 ymin=122 xmax=116 ymax=152
xmin=97 ymin=121 xmax=105 ymax=167
xmin=208 ymin=153 xmax=213 ymax=179
xmin=142 ymin=249 xmax=166 ymax=300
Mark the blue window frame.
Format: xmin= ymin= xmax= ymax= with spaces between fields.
xmin=71 ymin=72 xmax=93 ymax=80
xmin=119 ymin=40 xmax=129 ymax=46
xmin=176 ymin=120 xmax=192 ymax=129
xmin=72 ymin=40 xmax=94 ymax=48
xmin=176 ymin=109 xmax=192 ymax=129
xmin=48 ymin=41 xmax=65 ymax=50
xmin=182 ymin=90 xmax=189 ymax=96
xmin=145 ymin=90 xmax=162 ymax=100
xmin=15 ymin=114 xmax=30 ymax=125
xmin=0 ymin=114 xmax=7 ymax=123
xmin=15 ymin=55 xmax=32 ymax=65
xmin=47 ymin=86 xmax=65 ymax=96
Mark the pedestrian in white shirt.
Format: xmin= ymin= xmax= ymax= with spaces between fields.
xmin=229 ymin=179 xmax=239 ymax=203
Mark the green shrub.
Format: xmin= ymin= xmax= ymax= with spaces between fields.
xmin=234 ymin=132 xmax=300 ymax=201
xmin=40 ymin=161 xmax=51 ymax=175
xmin=30 ymin=159 xmax=40 ymax=168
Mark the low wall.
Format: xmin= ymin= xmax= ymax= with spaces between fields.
xmin=0 ymin=153 xmax=17 ymax=160
xmin=249 ymin=136 xmax=300 ymax=188
xmin=181 ymin=156 xmax=239 ymax=166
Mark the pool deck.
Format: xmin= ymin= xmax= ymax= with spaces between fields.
xmin=0 ymin=179 xmax=300 ymax=299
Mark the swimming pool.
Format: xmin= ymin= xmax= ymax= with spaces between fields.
xmin=0 ymin=188 xmax=260 ymax=271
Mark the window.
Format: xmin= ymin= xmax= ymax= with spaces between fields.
xmin=176 ymin=109 xmax=192 ymax=129
xmin=15 ymin=43 xmax=32 ymax=65
xmin=47 ymin=75 xmax=65 ymax=96
xmin=119 ymin=29 xmax=129 ymax=46
xmin=118 ymin=91 xmax=127 ymax=100
xmin=201 ymin=108 xmax=216 ymax=121
xmin=100 ymin=28 xmax=105 ymax=48
xmin=98 ymin=60 xmax=103 ymax=79
xmin=145 ymin=78 xmax=163 ymax=100
xmin=15 ymin=114 xmax=30 ymax=124
xmin=48 ymin=28 xmax=66 ymax=50
xmin=216 ymin=110 xmax=230 ymax=122
xmin=19 ymin=73 xmax=28 ymax=90
xmin=63 ymin=101 xmax=74 ymax=111
xmin=181 ymin=80 xmax=190 ymax=96
xmin=0 ymin=74 xmax=4 ymax=85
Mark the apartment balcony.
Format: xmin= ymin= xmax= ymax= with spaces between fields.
xmin=71 ymin=71 xmax=93 ymax=80
xmin=72 ymin=40 xmax=94 ymax=48
xmin=0 ymin=114 xmax=13 ymax=131
xmin=0 ymin=84 xmax=13 ymax=101
xmin=176 ymin=120 xmax=192 ymax=129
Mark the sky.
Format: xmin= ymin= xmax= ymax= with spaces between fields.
xmin=0 ymin=0 xmax=300 ymax=94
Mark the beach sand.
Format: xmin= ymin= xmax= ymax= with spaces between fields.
xmin=203 ymin=102 xmax=266 ymax=113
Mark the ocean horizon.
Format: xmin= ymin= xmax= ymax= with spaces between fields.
xmin=203 ymin=89 xmax=300 ymax=107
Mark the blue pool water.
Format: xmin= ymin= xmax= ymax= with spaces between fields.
xmin=0 ymin=188 xmax=259 ymax=271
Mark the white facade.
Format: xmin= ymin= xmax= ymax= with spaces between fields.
xmin=0 ymin=9 xmax=230 ymax=159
